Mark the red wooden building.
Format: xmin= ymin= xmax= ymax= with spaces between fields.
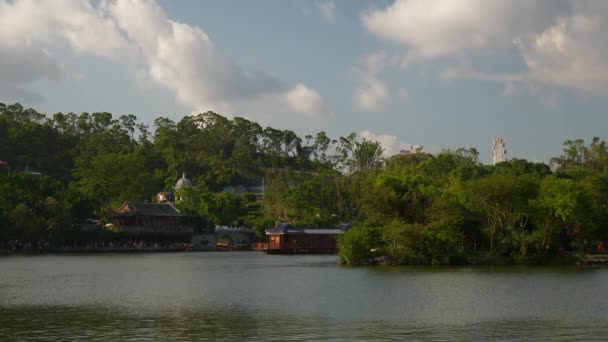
xmin=111 ymin=201 xmax=194 ymax=236
xmin=253 ymin=223 xmax=350 ymax=254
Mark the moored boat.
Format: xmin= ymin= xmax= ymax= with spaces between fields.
xmin=252 ymin=223 xmax=350 ymax=254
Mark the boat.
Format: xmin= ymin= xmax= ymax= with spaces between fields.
xmin=252 ymin=223 xmax=350 ymax=254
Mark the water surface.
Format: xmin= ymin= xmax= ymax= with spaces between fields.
xmin=1 ymin=252 xmax=607 ymax=341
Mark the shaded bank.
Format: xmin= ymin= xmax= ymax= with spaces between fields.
xmin=336 ymin=223 xmax=588 ymax=266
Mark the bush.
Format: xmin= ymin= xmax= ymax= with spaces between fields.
xmin=338 ymin=223 xmax=380 ymax=264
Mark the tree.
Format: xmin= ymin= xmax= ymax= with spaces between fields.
xmin=307 ymin=131 xmax=337 ymax=167
xmin=351 ymin=139 xmax=384 ymax=174
xmin=551 ymin=137 xmax=608 ymax=172
xmin=424 ymin=191 xmax=465 ymax=262
xmin=200 ymin=192 xmax=244 ymax=226
xmin=73 ymin=152 xmax=158 ymax=216
xmin=493 ymin=158 xmax=552 ymax=179
xmin=466 ymin=174 xmax=539 ymax=256
xmin=531 ymin=176 xmax=595 ymax=255
xmin=381 ymin=219 xmax=426 ymax=264
xmin=5 ymin=101 xmax=608 ymax=264
xmin=338 ymin=223 xmax=380 ymax=264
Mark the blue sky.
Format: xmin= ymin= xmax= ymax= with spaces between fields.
xmin=2 ymin=0 xmax=608 ymax=163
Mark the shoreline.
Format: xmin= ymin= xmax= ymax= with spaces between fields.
xmin=339 ymin=254 xmax=608 ymax=266
xmin=3 ymin=249 xmax=607 ymax=266
xmin=0 ymin=247 xmax=231 ymax=255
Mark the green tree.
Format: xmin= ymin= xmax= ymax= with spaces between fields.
xmin=466 ymin=174 xmax=539 ymax=256
xmin=338 ymin=223 xmax=380 ymax=264
xmin=531 ymin=176 xmax=592 ymax=255
xmin=200 ymin=192 xmax=244 ymax=226
xmin=74 ymin=152 xmax=158 ymax=216
xmin=381 ymin=219 xmax=426 ymax=264
xmin=352 ymin=139 xmax=384 ymax=174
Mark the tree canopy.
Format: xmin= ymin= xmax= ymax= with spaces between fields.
xmin=2 ymin=102 xmax=608 ymax=264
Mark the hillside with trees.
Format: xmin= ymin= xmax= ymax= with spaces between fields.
xmin=1 ymin=102 xmax=607 ymax=263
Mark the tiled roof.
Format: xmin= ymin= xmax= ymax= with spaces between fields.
xmin=266 ymin=223 xmax=304 ymax=234
xmin=266 ymin=223 xmax=351 ymax=235
xmin=117 ymin=202 xmax=183 ymax=216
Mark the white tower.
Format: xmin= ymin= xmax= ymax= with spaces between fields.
xmin=491 ymin=137 xmax=507 ymax=165
xmin=174 ymin=172 xmax=193 ymax=203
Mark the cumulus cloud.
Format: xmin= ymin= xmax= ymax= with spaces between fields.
xmin=285 ymin=84 xmax=327 ymax=115
xmin=363 ymin=0 xmax=559 ymax=61
xmin=354 ymin=51 xmax=395 ymax=112
xmin=356 ymin=78 xmax=388 ymax=112
xmin=362 ymin=0 xmax=608 ymax=99
xmin=517 ymin=12 xmax=608 ymax=95
xmin=0 ymin=0 xmax=327 ymax=117
xmin=0 ymin=45 xmax=62 ymax=84
xmin=359 ymin=130 xmax=418 ymax=157
xmin=0 ymin=0 xmax=133 ymax=59
xmin=0 ymin=0 xmax=130 ymax=102
xmin=316 ymin=1 xmax=335 ymax=22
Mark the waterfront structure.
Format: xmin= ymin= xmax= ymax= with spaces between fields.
xmin=491 ymin=137 xmax=507 ymax=165
xmin=215 ymin=225 xmax=255 ymax=250
xmin=190 ymin=227 xmax=255 ymax=251
xmin=111 ymin=201 xmax=194 ymax=235
xmin=253 ymin=223 xmax=351 ymax=254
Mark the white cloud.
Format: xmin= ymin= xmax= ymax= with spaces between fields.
xmin=0 ymin=0 xmax=133 ymax=59
xmin=438 ymin=64 xmax=527 ymax=98
xmin=0 ymin=0 xmax=328 ymax=117
xmin=359 ymin=130 xmax=417 ymax=157
xmin=354 ymin=51 xmax=395 ymax=112
xmin=316 ymin=1 xmax=335 ymax=22
xmin=0 ymin=45 xmax=62 ymax=84
xmin=285 ymin=84 xmax=327 ymax=115
xmin=0 ymin=0 xmax=131 ymax=102
xmin=363 ymin=0 xmax=558 ymax=60
xmin=356 ymin=78 xmax=388 ymax=112
xmin=516 ymin=13 xmax=608 ymax=96
xmin=362 ymin=0 xmax=608 ymax=100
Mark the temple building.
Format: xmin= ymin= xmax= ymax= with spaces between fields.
xmin=111 ymin=172 xmax=195 ymax=239
xmin=111 ymin=202 xmax=194 ymax=235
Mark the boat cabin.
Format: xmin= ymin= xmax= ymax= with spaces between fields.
xmin=253 ymin=223 xmax=350 ymax=254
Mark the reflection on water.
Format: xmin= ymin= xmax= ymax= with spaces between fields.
xmin=2 ymin=306 xmax=608 ymax=341
xmin=1 ymin=252 xmax=608 ymax=341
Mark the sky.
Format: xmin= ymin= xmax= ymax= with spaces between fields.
xmin=2 ymin=0 xmax=608 ymax=163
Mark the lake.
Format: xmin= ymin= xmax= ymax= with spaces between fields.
xmin=1 ymin=252 xmax=608 ymax=341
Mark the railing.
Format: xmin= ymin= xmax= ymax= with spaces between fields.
xmin=252 ymin=242 xmax=268 ymax=250
xmin=252 ymin=242 xmax=285 ymax=250
xmin=51 ymin=246 xmax=189 ymax=252
xmin=119 ymin=225 xmax=194 ymax=233
xmin=215 ymin=226 xmax=254 ymax=233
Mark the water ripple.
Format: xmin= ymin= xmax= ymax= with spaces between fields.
xmin=1 ymin=306 xmax=607 ymax=341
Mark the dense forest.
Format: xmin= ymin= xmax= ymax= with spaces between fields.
xmin=1 ymin=102 xmax=608 ymax=264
